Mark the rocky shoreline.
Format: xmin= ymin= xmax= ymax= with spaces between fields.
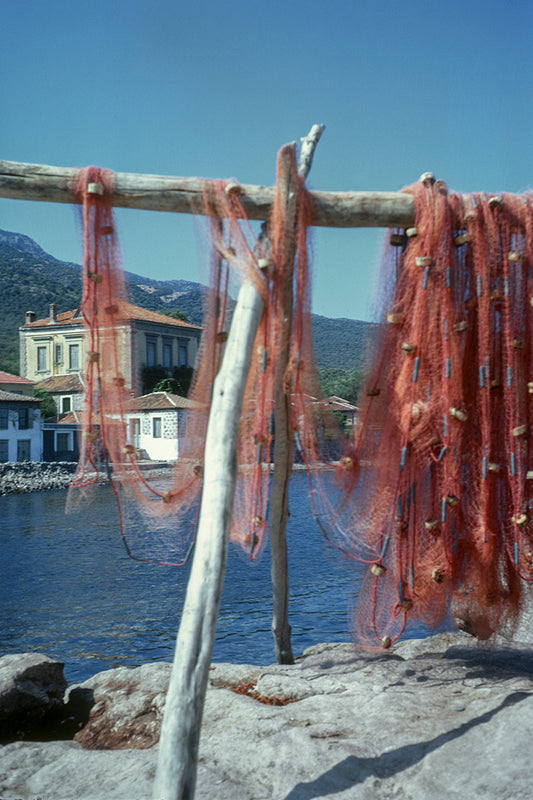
xmin=0 ymin=461 xmax=177 ymax=496
xmin=0 ymin=462 xmax=79 ymax=495
xmin=1 ymin=632 xmax=533 ymax=799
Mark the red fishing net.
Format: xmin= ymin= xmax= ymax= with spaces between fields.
xmin=69 ymin=161 xmax=532 ymax=650
xmin=315 ymin=175 xmax=533 ymax=646
xmin=67 ymin=155 xmax=340 ymax=565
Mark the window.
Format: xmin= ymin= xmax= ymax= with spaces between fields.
xmin=17 ymin=440 xmax=31 ymax=461
xmin=61 ymin=396 xmax=71 ymax=414
xmin=37 ymin=346 xmax=47 ymax=371
xmin=55 ymin=343 xmax=63 ymax=365
xmin=153 ymin=417 xmax=162 ymax=438
xmin=0 ymin=440 xmax=8 ymax=462
xmin=146 ymin=337 xmax=157 ymax=367
xmin=0 ymin=408 xmax=8 ymax=429
xmin=69 ymin=344 xmax=80 ymax=370
xmin=18 ymin=408 xmax=31 ymax=429
xmin=130 ymin=418 xmax=141 ymax=446
xmin=178 ymin=340 xmax=188 ymax=367
xmin=56 ymin=432 xmax=71 ymax=452
xmin=162 ymin=339 xmax=172 ymax=369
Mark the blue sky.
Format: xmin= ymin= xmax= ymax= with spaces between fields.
xmin=1 ymin=0 xmax=532 ymax=321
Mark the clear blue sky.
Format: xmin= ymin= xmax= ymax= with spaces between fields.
xmin=1 ymin=0 xmax=532 ymax=321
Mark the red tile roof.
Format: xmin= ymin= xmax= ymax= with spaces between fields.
xmin=0 ymin=371 xmax=35 ymax=385
xmin=22 ymin=301 xmax=202 ymax=331
xmin=34 ymin=374 xmax=85 ymax=393
xmin=0 ymin=389 xmax=41 ymax=404
xmin=123 ymin=391 xmax=200 ymax=412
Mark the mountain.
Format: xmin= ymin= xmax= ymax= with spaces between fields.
xmin=0 ymin=230 xmax=374 ymax=374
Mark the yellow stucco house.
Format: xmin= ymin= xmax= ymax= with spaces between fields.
xmin=19 ymin=301 xmax=202 ymax=398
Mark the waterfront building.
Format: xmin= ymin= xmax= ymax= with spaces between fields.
xmin=0 ymin=390 xmax=42 ymax=462
xmin=19 ymin=301 xmax=202 ymax=396
xmin=0 ymin=371 xmax=36 ymax=398
xmin=122 ymin=391 xmax=199 ymax=461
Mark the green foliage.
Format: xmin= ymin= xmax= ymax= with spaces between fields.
xmin=172 ymin=365 xmax=194 ymax=397
xmin=163 ymin=309 xmax=190 ymax=322
xmin=149 ymin=366 xmax=194 ymax=397
xmin=141 ymin=366 xmax=168 ymax=395
xmin=33 ymin=388 xmax=57 ymax=418
xmin=312 ymin=315 xmax=377 ymax=370
xmin=317 ymin=368 xmax=365 ymax=405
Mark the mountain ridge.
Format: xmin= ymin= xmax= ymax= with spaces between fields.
xmin=0 ymin=229 xmax=374 ymax=375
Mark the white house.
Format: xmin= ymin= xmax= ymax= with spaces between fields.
xmin=122 ymin=391 xmax=200 ymax=461
xmin=0 ymin=390 xmax=42 ymax=462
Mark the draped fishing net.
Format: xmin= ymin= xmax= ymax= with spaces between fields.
xmin=68 ymin=160 xmax=532 ymax=649
xmin=67 ymin=153 xmax=342 ymax=564
xmin=314 ymin=175 xmax=533 ymax=646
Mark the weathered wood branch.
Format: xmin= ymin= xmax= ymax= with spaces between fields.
xmin=0 ymin=158 xmax=416 ymax=228
xmin=269 ymin=143 xmax=299 ymax=666
xmin=152 ymin=278 xmax=265 ymax=800
xmin=269 ymin=125 xmax=325 ymax=665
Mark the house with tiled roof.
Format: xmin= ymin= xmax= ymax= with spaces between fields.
xmin=0 ymin=389 xmax=42 ymax=462
xmin=0 ymin=371 xmax=36 ymax=398
xmin=122 ymin=391 xmax=200 ymax=461
xmin=19 ymin=301 xmax=202 ymax=396
xmin=325 ymin=395 xmax=359 ymax=427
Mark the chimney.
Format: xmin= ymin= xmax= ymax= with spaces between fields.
xmin=49 ymin=303 xmax=56 ymax=323
xmin=25 ymin=311 xmax=36 ymax=324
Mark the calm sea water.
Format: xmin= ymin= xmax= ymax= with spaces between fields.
xmin=0 ymin=473 xmax=366 ymax=683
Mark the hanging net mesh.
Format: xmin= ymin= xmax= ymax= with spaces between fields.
xmin=67 ymin=154 xmax=342 ymax=565
xmin=67 ymin=161 xmax=533 ymax=649
xmin=314 ymin=176 xmax=533 ymax=646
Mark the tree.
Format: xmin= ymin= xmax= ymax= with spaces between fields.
xmin=33 ymin=388 xmax=57 ymax=418
xmin=164 ymin=309 xmax=190 ymax=322
xmin=317 ymin=367 xmax=364 ymax=405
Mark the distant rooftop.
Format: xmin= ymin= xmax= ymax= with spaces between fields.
xmin=34 ymin=374 xmax=85 ymax=393
xmin=21 ymin=300 xmax=202 ymax=331
xmin=0 ymin=371 xmax=35 ymax=385
xmin=0 ymin=389 xmax=41 ymax=404
xmin=123 ymin=391 xmax=199 ymax=412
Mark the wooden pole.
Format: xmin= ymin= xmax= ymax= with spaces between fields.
xmin=152 ymin=124 xmax=324 ymax=798
xmin=268 ymin=125 xmax=324 ymax=664
xmin=269 ymin=143 xmax=299 ymax=664
xmin=152 ymin=278 xmax=264 ymax=800
xmin=0 ymin=158 xmax=416 ymax=228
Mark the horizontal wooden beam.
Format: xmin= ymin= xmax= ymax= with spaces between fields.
xmin=0 ymin=159 xmax=417 ymax=229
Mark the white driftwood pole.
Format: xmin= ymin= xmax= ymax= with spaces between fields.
xmin=153 ymin=124 xmax=325 ymax=799
xmin=0 ymin=158 xmax=416 ymax=228
xmin=152 ymin=278 xmax=264 ymax=800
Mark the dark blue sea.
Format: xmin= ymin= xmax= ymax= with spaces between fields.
xmin=0 ymin=473 xmax=367 ymax=683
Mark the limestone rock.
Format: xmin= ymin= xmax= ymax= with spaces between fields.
xmin=0 ymin=652 xmax=67 ymax=741
xmin=68 ymin=662 xmax=172 ymax=750
xmin=2 ymin=634 xmax=533 ymax=799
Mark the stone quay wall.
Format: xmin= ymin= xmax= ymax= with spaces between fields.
xmin=0 ymin=461 xmax=79 ymax=495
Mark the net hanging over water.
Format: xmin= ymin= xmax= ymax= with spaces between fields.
xmin=67 ymin=154 xmax=342 ymax=565
xmin=313 ymin=175 xmax=533 ymax=646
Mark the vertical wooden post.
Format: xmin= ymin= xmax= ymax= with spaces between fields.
xmin=269 ymin=143 xmax=299 ymax=664
xmin=152 ymin=279 xmax=264 ymax=800
xmin=269 ymin=125 xmax=324 ymax=664
xmin=153 ymin=125 xmax=324 ymax=799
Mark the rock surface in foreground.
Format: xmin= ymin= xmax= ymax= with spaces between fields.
xmin=0 ymin=653 xmax=67 ymax=742
xmin=1 ymin=633 xmax=533 ymax=799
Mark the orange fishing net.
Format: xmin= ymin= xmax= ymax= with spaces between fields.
xmin=316 ymin=175 xmax=533 ymax=646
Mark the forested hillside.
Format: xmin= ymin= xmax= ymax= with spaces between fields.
xmin=0 ymin=230 xmax=375 ymax=393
